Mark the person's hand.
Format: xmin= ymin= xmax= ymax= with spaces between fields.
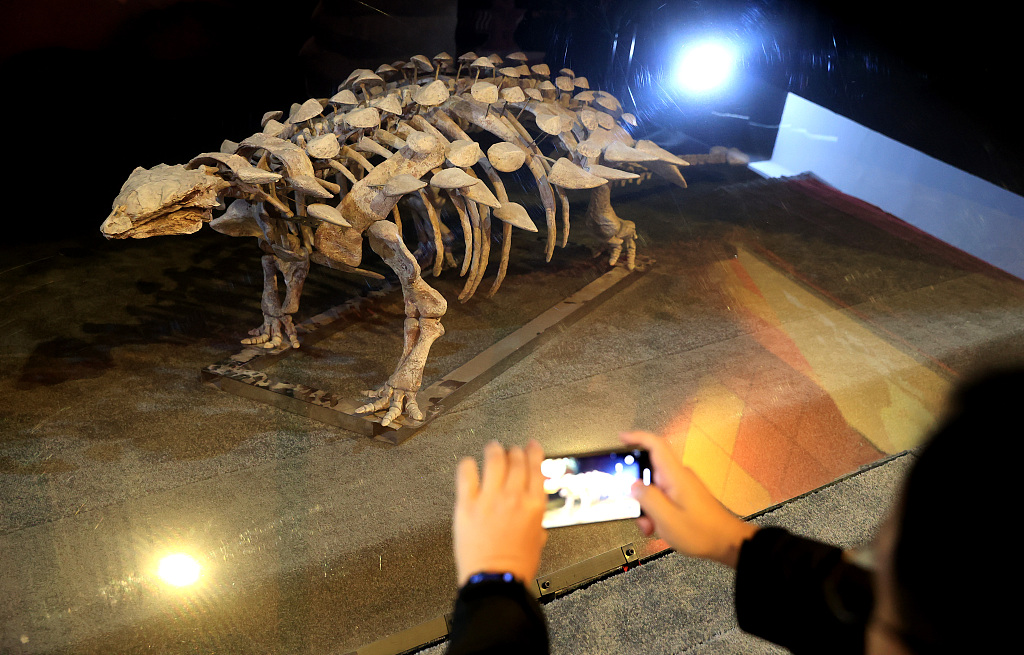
xmin=621 ymin=430 xmax=757 ymax=568
xmin=453 ymin=440 xmax=548 ymax=586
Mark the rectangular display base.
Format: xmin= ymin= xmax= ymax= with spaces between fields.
xmin=201 ymin=258 xmax=651 ymax=445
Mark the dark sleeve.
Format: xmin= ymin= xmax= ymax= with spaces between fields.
xmin=445 ymin=580 xmax=549 ymax=655
xmin=735 ymin=527 xmax=874 ymax=655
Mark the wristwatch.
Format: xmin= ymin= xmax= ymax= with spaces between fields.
xmin=466 ymin=572 xmax=518 ymax=586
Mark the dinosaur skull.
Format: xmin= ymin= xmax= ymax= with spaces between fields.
xmin=101 ymin=164 xmax=229 ymax=239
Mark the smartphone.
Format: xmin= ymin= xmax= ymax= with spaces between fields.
xmin=540 ymin=447 xmax=652 ymax=528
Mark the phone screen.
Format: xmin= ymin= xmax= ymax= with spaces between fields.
xmin=541 ymin=448 xmax=651 ymax=528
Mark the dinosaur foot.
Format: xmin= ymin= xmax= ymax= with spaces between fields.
xmin=241 ymin=313 xmax=300 ymax=350
xmin=356 ymin=383 xmax=424 ymax=427
xmin=595 ymin=238 xmax=636 ymax=271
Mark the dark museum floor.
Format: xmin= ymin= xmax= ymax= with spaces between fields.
xmin=3 ymin=165 xmax=1024 ymax=654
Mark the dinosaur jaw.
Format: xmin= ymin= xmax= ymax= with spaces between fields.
xmin=101 ymin=206 xmax=212 ymax=239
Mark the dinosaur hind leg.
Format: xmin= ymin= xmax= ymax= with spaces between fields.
xmin=585 ymin=185 xmax=637 ymax=270
xmin=356 ymin=220 xmax=447 ymax=427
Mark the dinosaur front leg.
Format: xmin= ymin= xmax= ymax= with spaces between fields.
xmin=356 ymin=220 xmax=447 ymax=427
xmin=242 ymin=253 xmax=309 ymax=349
xmin=585 ymin=184 xmax=637 ymax=270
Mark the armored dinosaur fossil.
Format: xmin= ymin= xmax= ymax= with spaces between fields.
xmin=101 ymin=51 xmax=695 ymax=428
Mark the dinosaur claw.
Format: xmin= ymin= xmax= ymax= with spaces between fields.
xmin=355 ymin=385 xmax=425 ymax=426
xmin=405 ymin=397 xmax=424 ymax=421
xmin=243 ymin=313 xmax=300 ymax=350
xmin=380 ymin=406 xmax=403 ymax=427
xmin=356 ymin=396 xmax=390 ymax=414
xmin=608 ymin=246 xmax=621 ymax=267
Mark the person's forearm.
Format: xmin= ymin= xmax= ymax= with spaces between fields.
xmin=734 ymin=527 xmax=873 ymax=654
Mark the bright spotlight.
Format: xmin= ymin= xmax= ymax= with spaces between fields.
xmin=157 ymin=553 xmax=202 ymax=587
xmin=674 ymin=41 xmax=737 ymax=93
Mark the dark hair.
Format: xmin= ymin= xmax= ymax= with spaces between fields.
xmin=891 ymin=367 xmax=1022 ymax=651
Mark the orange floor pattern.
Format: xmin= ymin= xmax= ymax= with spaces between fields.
xmin=659 ymin=246 xmax=949 ymax=517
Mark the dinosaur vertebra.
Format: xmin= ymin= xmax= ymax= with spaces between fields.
xmin=101 ymin=52 xmax=693 ymax=428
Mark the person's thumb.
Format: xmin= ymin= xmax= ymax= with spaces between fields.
xmin=631 ymin=480 xmax=680 ymax=536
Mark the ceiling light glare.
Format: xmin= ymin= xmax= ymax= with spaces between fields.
xmin=674 ymin=41 xmax=736 ymax=93
xmin=157 ymin=553 xmax=202 ymax=588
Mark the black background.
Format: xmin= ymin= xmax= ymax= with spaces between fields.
xmin=2 ymin=0 xmax=1018 ymax=242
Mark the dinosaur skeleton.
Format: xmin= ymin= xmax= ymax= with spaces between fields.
xmin=101 ymin=52 xmax=693 ymax=428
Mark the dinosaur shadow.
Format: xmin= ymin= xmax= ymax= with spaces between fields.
xmin=15 ymin=233 xmax=387 ymax=390
xmin=12 ymin=214 xmax=586 ymax=393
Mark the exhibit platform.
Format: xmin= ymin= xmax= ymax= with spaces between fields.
xmin=2 ymin=166 xmax=1023 ymax=654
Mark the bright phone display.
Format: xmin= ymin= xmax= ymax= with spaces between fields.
xmin=541 ymin=448 xmax=652 ymax=528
